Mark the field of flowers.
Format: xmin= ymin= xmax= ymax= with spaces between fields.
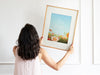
xmin=47 ymin=29 xmax=69 ymax=43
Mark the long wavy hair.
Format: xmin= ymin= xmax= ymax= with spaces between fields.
xmin=17 ymin=24 xmax=40 ymax=60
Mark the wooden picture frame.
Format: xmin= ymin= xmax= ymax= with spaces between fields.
xmin=41 ymin=5 xmax=79 ymax=51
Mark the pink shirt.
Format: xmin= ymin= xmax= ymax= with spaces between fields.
xmin=14 ymin=47 xmax=42 ymax=75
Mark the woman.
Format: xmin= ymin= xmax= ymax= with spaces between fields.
xmin=13 ymin=23 xmax=73 ymax=75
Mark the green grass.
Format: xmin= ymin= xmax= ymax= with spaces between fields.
xmin=57 ymin=38 xmax=68 ymax=43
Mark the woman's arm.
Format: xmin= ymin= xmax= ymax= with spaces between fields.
xmin=56 ymin=46 xmax=73 ymax=70
xmin=40 ymin=46 xmax=73 ymax=71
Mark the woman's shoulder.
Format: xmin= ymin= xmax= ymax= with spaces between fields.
xmin=40 ymin=47 xmax=46 ymax=53
xmin=39 ymin=47 xmax=47 ymax=57
xmin=13 ymin=45 xmax=18 ymax=57
xmin=38 ymin=48 xmax=46 ymax=61
xmin=13 ymin=46 xmax=18 ymax=51
xmin=13 ymin=46 xmax=18 ymax=49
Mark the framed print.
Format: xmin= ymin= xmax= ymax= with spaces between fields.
xmin=41 ymin=5 xmax=79 ymax=51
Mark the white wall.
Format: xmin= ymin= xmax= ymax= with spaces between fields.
xmin=0 ymin=0 xmax=100 ymax=75
xmin=0 ymin=0 xmax=80 ymax=64
xmin=93 ymin=0 xmax=100 ymax=64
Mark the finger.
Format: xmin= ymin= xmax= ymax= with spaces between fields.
xmin=71 ymin=43 xmax=73 ymax=46
xmin=40 ymin=36 xmax=43 ymax=40
xmin=41 ymin=37 xmax=43 ymax=40
xmin=41 ymin=36 xmax=43 ymax=39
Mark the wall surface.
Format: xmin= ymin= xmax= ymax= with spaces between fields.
xmin=0 ymin=0 xmax=80 ymax=64
xmin=0 ymin=0 xmax=100 ymax=75
xmin=93 ymin=0 xmax=100 ymax=64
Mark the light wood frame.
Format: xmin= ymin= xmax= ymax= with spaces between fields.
xmin=41 ymin=5 xmax=79 ymax=51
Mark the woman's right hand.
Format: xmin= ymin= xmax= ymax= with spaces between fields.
xmin=67 ymin=44 xmax=74 ymax=54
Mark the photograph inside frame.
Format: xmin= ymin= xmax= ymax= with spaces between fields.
xmin=47 ymin=13 xmax=72 ymax=44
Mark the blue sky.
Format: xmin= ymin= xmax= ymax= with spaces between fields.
xmin=49 ymin=13 xmax=72 ymax=36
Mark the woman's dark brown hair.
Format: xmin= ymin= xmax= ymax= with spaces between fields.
xmin=17 ymin=23 xmax=40 ymax=60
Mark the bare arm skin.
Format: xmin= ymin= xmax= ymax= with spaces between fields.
xmin=40 ymin=46 xmax=73 ymax=71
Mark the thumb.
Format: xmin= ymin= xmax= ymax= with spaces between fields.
xmin=39 ymin=36 xmax=43 ymax=44
xmin=40 ymin=36 xmax=43 ymax=40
